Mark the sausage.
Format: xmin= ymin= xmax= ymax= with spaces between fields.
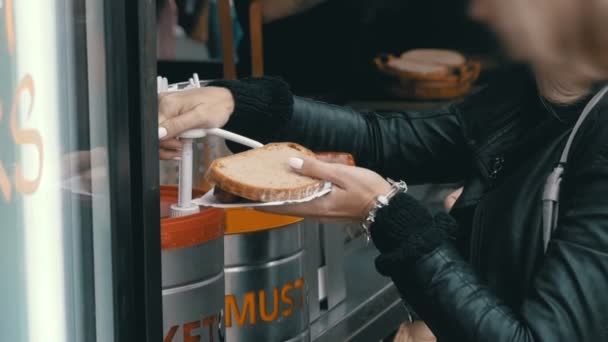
xmin=213 ymin=186 xmax=243 ymax=203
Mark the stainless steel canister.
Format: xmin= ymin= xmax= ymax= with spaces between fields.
xmin=161 ymin=186 xmax=226 ymax=342
xmin=224 ymin=209 xmax=309 ymax=342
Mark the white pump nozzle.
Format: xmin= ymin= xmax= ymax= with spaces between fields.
xmin=158 ymin=73 xmax=263 ymax=217
xmin=170 ymin=131 xmax=203 ymax=217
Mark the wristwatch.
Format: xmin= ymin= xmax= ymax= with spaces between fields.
xmin=361 ymin=179 xmax=408 ymax=243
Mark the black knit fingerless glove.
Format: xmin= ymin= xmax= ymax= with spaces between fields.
xmin=370 ymin=193 xmax=458 ymax=276
xmin=208 ymin=77 xmax=294 ymax=151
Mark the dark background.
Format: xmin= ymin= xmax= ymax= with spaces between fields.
xmin=159 ymin=0 xmax=507 ymax=101
xmin=236 ymin=0 xmax=503 ymax=98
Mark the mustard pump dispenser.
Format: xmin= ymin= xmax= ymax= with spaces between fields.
xmin=157 ymin=74 xmax=263 ymax=217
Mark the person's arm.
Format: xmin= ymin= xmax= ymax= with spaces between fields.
xmin=210 ymin=77 xmax=469 ymax=184
xmin=371 ymin=140 xmax=608 ymax=341
xmin=159 ymin=66 xmax=530 ymax=182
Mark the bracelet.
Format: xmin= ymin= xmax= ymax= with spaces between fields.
xmin=361 ymin=179 xmax=408 ymax=243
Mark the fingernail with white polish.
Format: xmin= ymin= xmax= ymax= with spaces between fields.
xmin=173 ymin=156 xmax=181 ymax=161
xmin=289 ymin=157 xmax=304 ymax=170
xmin=158 ymin=127 xmax=167 ymax=139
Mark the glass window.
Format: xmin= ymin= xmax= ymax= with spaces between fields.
xmin=1 ymin=0 xmax=114 ymax=341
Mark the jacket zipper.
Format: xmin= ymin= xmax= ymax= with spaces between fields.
xmin=488 ymin=156 xmax=505 ymax=181
xmin=469 ymin=156 xmax=504 ymax=266
xmin=469 ymin=199 xmax=485 ymax=266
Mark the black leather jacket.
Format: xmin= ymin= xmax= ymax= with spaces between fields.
xmin=217 ymin=69 xmax=608 ymax=341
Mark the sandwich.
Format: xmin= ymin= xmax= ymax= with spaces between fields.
xmin=206 ymin=143 xmax=326 ymax=203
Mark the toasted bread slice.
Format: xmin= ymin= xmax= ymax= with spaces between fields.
xmin=206 ymin=143 xmax=325 ymax=202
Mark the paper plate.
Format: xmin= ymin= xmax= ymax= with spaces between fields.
xmin=193 ymin=182 xmax=332 ymax=209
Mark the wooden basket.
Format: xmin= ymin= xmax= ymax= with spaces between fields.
xmin=374 ymin=54 xmax=481 ymax=100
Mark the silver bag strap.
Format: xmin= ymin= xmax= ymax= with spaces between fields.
xmin=542 ymin=85 xmax=608 ymax=252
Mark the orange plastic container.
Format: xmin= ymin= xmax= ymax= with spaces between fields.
xmin=160 ymin=186 xmax=224 ymax=250
xmin=224 ymin=208 xmax=303 ymax=235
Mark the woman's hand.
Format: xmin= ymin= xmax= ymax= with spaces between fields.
xmin=443 ymin=187 xmax=463 ymax=212
xmin=393 ymin=321 xmax=436 ymax=342
xmin=158 ymin=86 xmax=234 ymax=160
xmin=260 ymin=156 xmax=392 ymax=222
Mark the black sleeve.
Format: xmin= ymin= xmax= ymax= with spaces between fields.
xmin=209 ymin=66 xmax=534 ymax=184
xmin=372 ymin=138 xmax=608 ymax=341
xmin=209 ymin=77 xmax=469 ymax=184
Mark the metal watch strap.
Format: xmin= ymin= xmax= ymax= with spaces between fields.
xmin=361 ymin=179 xmax=408 ymax=242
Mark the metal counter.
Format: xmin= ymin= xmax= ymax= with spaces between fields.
xmin=311 ymin=243 xmax=407 ymax=342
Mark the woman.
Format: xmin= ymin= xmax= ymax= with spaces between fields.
xmin=158 ymin=0 xmax=608 ymax=340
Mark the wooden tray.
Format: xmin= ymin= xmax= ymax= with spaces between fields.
xmin=374 ymin=54 xmax=481 ymax=84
